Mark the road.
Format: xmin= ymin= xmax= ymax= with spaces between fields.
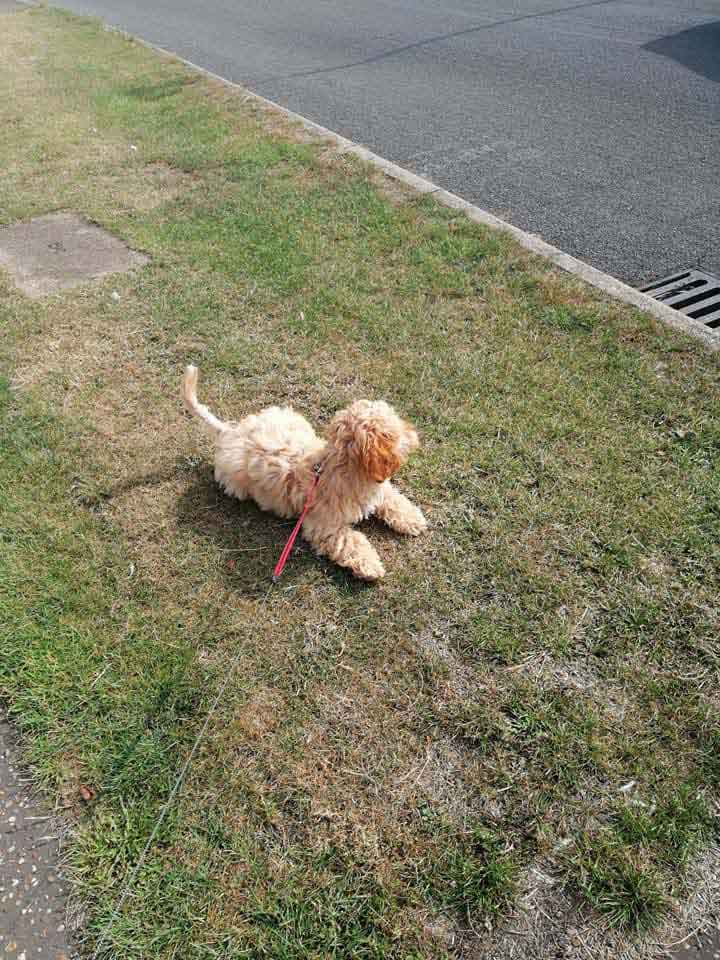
xmin=50 ymin=0 xmax=720 ymax=285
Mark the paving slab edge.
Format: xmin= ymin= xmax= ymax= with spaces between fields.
xmin=109 ymin=28 xmax=720 ymax=352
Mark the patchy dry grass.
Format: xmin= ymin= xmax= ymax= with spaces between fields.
xmin=1 ymin=7 xmax=719 ymax=959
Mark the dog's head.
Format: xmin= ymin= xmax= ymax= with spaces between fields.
xmin=327 ymin=400 xmax=419 ymax=483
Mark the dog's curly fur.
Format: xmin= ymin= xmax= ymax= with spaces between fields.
xmin=183 ymin=366 xmax=427 ymax=580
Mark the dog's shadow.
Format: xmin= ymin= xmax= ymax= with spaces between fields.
xmin=175 ymin=465 xmax=387 ymax=595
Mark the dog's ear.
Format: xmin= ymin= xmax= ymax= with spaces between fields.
xmin=357 ymin=425 xmax=401 ymax=482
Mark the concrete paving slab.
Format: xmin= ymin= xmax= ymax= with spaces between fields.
xmin=0 ymin=721 xmax=77 ymax=960
xmin=0 ymin=213 xmax=148 ymax=298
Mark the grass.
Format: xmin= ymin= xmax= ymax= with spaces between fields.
xmin=0 ymin=6 xmax=719 ymax=958
xmin=568 ymin=836 xmax=668 ymax=932
xmin=423 ymin=826 xmax=517 ymax=921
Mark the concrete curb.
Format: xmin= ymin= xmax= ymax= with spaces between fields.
xmin=123 ymin=30 xmax=719 ymax=353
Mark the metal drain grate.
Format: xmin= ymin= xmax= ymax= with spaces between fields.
xmin=640 ymin=269 xmax=720 ymax=329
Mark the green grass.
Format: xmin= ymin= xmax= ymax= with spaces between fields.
xmin=423 ymin=826 xmax=517 ymax=921
xmin=1 ymin=7 xmax=719 ymax=958
xmin=568 ymin=836 xmax=668 ymax=932
xmin=613 ymin=786 xmax=716 ymax=869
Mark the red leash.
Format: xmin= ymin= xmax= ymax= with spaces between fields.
xmin=272 ymin=464 xmax=323 ymax=582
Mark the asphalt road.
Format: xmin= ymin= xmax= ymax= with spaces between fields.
xmin=50 ymin=0 xmax=720 ymax=285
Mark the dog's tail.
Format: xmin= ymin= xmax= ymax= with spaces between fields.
xmin=183 ymin=365 xmax=227 ymax=433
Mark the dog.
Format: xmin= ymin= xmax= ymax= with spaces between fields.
xmin=183 ymin=365 xmax=426 ymax=580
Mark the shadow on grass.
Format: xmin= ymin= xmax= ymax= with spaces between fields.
xmin=174 ymin=466 xmax=381 ymax=596
xmin=121 ymin=77 xmax=191 ymax=101
xmin=175 ymin=466 xmax=299 ymax=595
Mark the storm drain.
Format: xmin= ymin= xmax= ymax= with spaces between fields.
xmin=640 ymin=269 xmax=720 ymax=329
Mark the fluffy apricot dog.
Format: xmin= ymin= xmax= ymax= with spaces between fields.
xmin=183 ymin=366 xmax=427 ymax=580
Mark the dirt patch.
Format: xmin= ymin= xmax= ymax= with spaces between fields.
xmin=142 ymin=162 xmax=192 ymax=199
xmin=87 ymin=163 xmax=194 ymax=214
xmin=414 ymin=737 xmax=479 ymax=821
xmin=415 ymin=626 xmax=478 ymax=700
xmin=232 ymin=687 xmax=283 ymax=741
xmin=464 ymin=844 xmax=720 ymax=960
xmin=377 ymin=175 xmax=422 ymax=206
xmin=504 ymin=651 xmax=631 ymax=723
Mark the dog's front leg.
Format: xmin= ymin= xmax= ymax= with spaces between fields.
xmin=375 ymin=484 xmax=427 ymax=536
xmin=306 ymin=525 xmax=385 ymax=581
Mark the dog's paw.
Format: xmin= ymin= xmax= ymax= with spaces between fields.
xmin=354 ymin=555 xmax=386 ymax=581
xmin=402 ymin=511 xmax=427 ymax=537
xmin=393 ymin=506 xmax=427 ymax=536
